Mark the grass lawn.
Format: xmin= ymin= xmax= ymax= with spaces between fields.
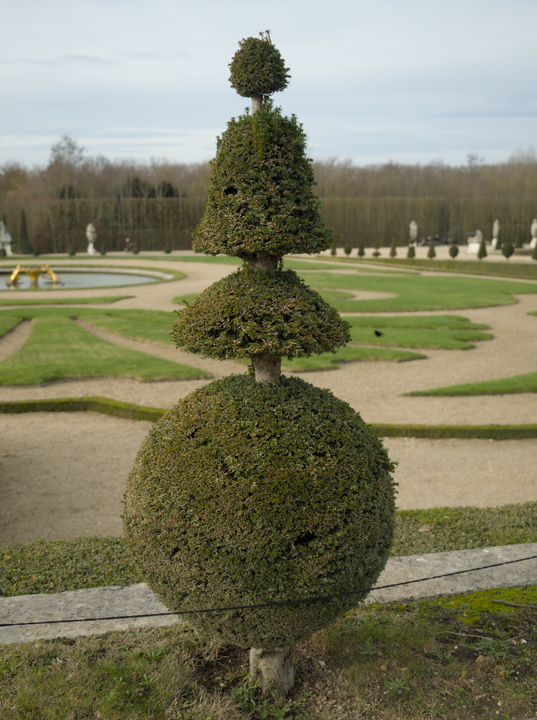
xmin=408 ymin=371 xmax=537 ymax=396
xmin=1 ymin=501 xmax=536 ymax=719
xmin=0 ymin=312 xmax=208 ymax=385
xmin=302 ymin=271 xmax=537 ymax=312
xmin=0 ymin=295 xmax=132 ymax=306
xmin=1 ymin=592 xmax=535 ymax=719
xmin=0 ymin=306 xmax=494 ymax=377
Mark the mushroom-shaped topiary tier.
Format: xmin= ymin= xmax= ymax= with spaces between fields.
xmin=171 ymin=266 xmax=350 ymax=360
xmin=124 ymin=33 xmax=396 ymax=695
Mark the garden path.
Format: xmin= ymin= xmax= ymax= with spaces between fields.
xmin=0 ymin=252 xmax=535 ymax=545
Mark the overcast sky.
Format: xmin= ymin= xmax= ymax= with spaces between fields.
xmin=2 ymin=0 xmax=536 ymax=169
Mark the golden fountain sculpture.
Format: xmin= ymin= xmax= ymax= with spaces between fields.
xmin=7 ymin=265 xmax=62 ymax=287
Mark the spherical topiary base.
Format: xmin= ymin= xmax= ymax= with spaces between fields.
xmin=123 ymin=374 xmax=396 ymax=649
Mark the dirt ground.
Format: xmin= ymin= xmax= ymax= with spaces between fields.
xmin=1 ymin=249 xmax=536 ymax=546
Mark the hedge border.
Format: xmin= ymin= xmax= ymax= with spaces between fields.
xmin=1 ymin=397 xmax=536 ymax=440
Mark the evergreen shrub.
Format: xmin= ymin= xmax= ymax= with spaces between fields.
xmin=229 ymin=34 xmax=289 ymax=98
xmin=171 ymin=266 xmax=350 ymax=360
xmin=123 ymin=374 xmax=396 ymax=649
xmin=193 ymin=106 xmax=333 ymax=259
xmin=502 ymin=241 xmax=514 ymax=260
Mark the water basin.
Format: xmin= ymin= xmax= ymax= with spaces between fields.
xmin=0 ymin=267 xmax=166 ymax=291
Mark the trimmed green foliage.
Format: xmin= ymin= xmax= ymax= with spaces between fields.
xmin=305 ymin=271 xmax=537 ymax=312
xmin=124 ymin=374 xmax=396 ymax=649
xmin=193 ymin=105 xmax=333 ymax=258
xmin=502 ymin=240 xmax=515 ymax=259
xmin=0 ymin=315 xmax=207 ymax=385
xmin=376 ymin=423 xmax=537 ymax=439
xmin=0 ymin=397 xmax=165 ymax=422
xmin=171 ymin=266 xmax=350 ymax=360
xmin=229 ymin=33 xmax=290 ymax=97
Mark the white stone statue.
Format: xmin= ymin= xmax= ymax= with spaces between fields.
xmin=409 ymin=220 xmax=418 ymax=245
xmin=492 ymin=219 xmax=500 ymax=250
xmin=0 ymin=221 xmax=14 ymax=256
xmin=467 ymin=229 xmax=483 ymax=255
xmin=86 ymin=222 xmax=98 ymax=255
xmin=531 ymin=218 xmax=537 ymax=249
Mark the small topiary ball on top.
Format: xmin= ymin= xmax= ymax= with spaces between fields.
xmin=229 ymin=31 xmax=290 ymax=100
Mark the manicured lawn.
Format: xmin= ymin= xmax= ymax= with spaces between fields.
xmin=282 ymin=345 xmax=424 ymax=370
xmin=345 ymin=315 xmax=491 ymax=350
xmin=409 ymin=371 xmax=537 ymax=396
xmin=1 ymin=306 xmax=494 ymax=378
xmin=302 ymin=271 xmax=537 ymax=312
xmin=0 ymin=313 xmax=208 ymax=385
xmin=0 ymin=295 xmax=131 ymax=306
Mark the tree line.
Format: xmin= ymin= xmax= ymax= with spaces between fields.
xmin=1 ymin=136 xmax=536 ymax=254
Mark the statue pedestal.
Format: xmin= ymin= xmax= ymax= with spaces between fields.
xmin=467 ymin=242 xmax=480 ymax=254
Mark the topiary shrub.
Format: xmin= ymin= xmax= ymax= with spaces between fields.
xmin=344 ymin=243 xmax=352 ymax=256
xmin=358 ymin=241 xmax=365 ymax=257
xmin=389 ymin=239 xmax=397 ymax=258
xmin=123 ymin=375 xmax=395 ymax=650
xmin=449 ymin=242 xmax=459 ymax=259
xmin=229 ymin=32 xmax=290 ymax=101
xmin=502 ymin=241 xmax=514 ymax=260
xmin=193 ymin=105 xmax=333 ymax=261
xmin=172 ymin=266 xmax=349 ymax=360
xmin=427 ymin=242 xmax=436 ymax=259
xmin=407 ymin=244 xmax=415 ymax=259
xmin=124 ymin=33 xmax=395 ymax=696
xmin=477 ymin=238 xmax=487 ymax=260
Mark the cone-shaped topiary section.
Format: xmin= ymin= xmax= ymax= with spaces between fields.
xmin=123 ymin=374 xmax=396 ymax=650
xmin=193 ymin=105 xmax=333 ymax=259
xmin=229 ymin=33 xmax=290 ymax=98
xmin=171 ymin=266 xmax=350 ymax=360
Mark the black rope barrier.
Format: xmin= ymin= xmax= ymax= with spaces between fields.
xmin=1 ymin=553 xmax=536 ymax=629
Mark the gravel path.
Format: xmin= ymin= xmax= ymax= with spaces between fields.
xmin=0 ymin=251 xmax=535 ymax=546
